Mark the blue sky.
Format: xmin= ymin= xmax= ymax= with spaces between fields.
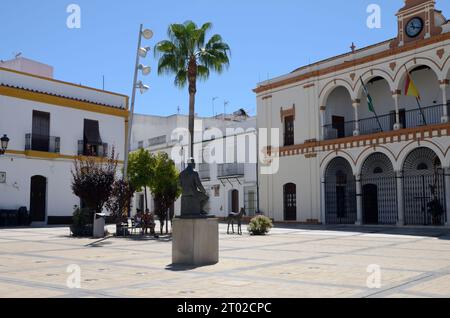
xmin=2 ymin=0 xmax=450 ymax=117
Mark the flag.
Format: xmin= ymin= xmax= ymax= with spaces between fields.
xmin=360 ymin=77 xmax=375 ymax=113
xmin=405 ymin=72 xmax=421 ymax=100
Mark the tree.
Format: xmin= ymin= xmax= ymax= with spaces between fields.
xmin=71 ymin=148 xmax=118 ymax=220
xmin=149 ymin=153 xmax=181 ymax=234
xmin=127 ymin=149 xmax=154 ymax=210
xmin=155 ymin=21 xmax=230 ymax=157
xmin=106 ymin=179 xmax=135 ymax=225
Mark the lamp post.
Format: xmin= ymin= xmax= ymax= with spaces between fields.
xmin=212 ymin=96 xmax=219 ymax=117
xmin=0 ymin=134 xmax=9 ymax=155
xmin=123 ymin=24 xmax=153 ymax=180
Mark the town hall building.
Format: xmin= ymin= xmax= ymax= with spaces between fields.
xmin=255 ymin=0 xmax=450 ymax=226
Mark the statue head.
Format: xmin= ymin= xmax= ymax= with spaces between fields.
xmin=187 ymin=158 xmax=196 ymax=170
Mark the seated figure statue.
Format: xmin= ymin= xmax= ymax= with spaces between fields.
xmin=179 ymin=158 xmax=209 ymax=217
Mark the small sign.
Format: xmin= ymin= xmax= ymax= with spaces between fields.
xmin=0 ymin=172 xmax=5 ymax=184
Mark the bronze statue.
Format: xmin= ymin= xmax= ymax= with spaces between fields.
xmin=179 ymin=158 xmax=209 ymax=217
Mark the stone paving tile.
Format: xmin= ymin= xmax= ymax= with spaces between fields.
xmin=0 ymin=224 xmax=450 ymax=298
xmin=406 ymin=274 xmax=450 ymax=295
xmin=0 ymin=282 xmax=67 ymax=298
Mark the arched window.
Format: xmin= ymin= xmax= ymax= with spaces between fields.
xmin=373 ymin=167 xmax=383 ymax=174
xmin=417 ymin=163 xmax=428 ymax=170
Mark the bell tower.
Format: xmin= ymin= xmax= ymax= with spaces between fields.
xmin=393 ymin=0 xmax=443 ymax=47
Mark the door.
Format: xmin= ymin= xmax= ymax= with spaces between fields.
xmin=332 ymin=116 xmax=345 ymax=138
xmin=32 ymin=111 xmax=50 ymax=151
xmin=231 ymin=190 xmax=239 ymax=213
xmin=284 ymin=183 xmax=297 ymax=221
xmin=30 ymin=176 xmax=47 ymax=222
xmin=363 ymin=184 xmax=379 ymax=224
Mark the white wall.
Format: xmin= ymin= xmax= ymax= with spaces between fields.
xmin=0 ymin=95 xmax=126 ymax=160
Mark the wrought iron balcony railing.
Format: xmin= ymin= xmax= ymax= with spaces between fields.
xmin=198 ymin=163 xmax=211 ymax=180
xmin=218 ymin=163 xmax=245 ymax=178
xmin=78 ymin=141 xmax=109 ymax=157
xmin=25 ymin=134 xmax=60 ymax=153
xmin=323 ymin=104 xmax=447 ymax=141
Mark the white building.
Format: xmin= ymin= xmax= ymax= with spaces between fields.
xmin=256 ymin=0 xmax=450 ymax=226
xmin=130 ymin=111 xmax=258 ymax=218
xmin=0 ymin=57 xmax=128 ymax=225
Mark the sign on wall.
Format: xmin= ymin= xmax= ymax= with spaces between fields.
xmin=0 ymin=172 xmax=5 ymax=184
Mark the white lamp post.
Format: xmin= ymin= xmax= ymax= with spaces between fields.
xmin=123 ymin=24 xmax=153 ymax=180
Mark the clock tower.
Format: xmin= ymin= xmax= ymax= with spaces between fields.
xmin=393 ymin=0 xmax=446 ymax=47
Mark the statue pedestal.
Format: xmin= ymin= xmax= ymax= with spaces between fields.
xmin=172 ymin=217 xmax=219 ymax=266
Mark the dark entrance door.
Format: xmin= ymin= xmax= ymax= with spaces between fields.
xmin=231 ymin=190 xmax=239 ymax=213
xmin=32 ymin=111 xmax=50 ymax=152
xmin=30 ymin=176 xmax=47 ymax=222
xmin=332 ymin=116 xmax=345 ymax=138
xmin=363 ymin=184 xmax=378 ymax=224
xmin=284 ymin=183 xmax=297 ymax=221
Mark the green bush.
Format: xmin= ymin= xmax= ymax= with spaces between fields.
xmin=248 ymin=215 xmax=273 ymax=236
xmin=70 ymin=207 xmax=93 ymax=237
xmin=72 ymin=207 xmax=91 ymax=227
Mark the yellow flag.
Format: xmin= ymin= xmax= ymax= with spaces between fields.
xmin=405 ymin=72 xmax=421 ymax=100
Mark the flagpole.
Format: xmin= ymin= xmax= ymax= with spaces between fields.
xmin=416 ymin=97 xmax=427 ymax=126
xmin=360 ymin=77 xmax=383 ymax=132
xmin=404 ymin=65 xmax=427 ymax=126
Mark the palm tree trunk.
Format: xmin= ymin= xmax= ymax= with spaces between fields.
xmin=188 ymin=92 xmax=195 ymax=158
xmin=188 ymin=57 xmax=197 ymax=159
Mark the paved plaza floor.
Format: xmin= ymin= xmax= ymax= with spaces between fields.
xmin=0 ymin=224 xmax=450 ymax=298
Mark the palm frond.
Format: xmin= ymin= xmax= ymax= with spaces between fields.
xmin=174 ymin=69 xmax=188 ymax=88
xmin=197 ymin=64 xmax=210 ymax=81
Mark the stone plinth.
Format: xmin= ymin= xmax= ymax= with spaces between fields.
xmin=172 ymin=217 xmax=219 ymax=266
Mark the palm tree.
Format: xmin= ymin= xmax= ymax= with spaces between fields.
xmin=155 ymin=21 xmax=231 ymax=159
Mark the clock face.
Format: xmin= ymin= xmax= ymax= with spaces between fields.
xmin=405 ymin=17 xmax=424 ymax=38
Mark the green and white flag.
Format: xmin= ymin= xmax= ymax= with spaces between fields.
xmin=359 ymin=76 xmax=383 ymax=132
xmin=360 ymin=77 xmax=375 ymax=113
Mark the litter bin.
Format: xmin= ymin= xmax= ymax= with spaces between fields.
xmin=93 ymin=213 xmax=106 ymax=238
xmin=18 ymin=207 xmax=30 ymax=226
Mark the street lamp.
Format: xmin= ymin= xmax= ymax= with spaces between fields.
xmin=123 ymin=24 xmax=153 ymax=180
xmin=212 ymin=96 xmax=219 ymax=117
xmin=0 ymin=134 xmax=9 ymax=155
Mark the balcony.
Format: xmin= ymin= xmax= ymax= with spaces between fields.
xmin=218 ymin=163 xmax=245 ymax=178
xmin=78 ymin=141 xmax=108 ymax=157
xmin=198 ymin=163 xmax=211 ymax=181
xmin=25 ymin=134 xmax=60 ymax=153
xmin=323 ymin=104 xmax=448 ymax=141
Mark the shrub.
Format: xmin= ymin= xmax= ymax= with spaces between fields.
xmin=248 ymin=215 xmax=273 ymax=236
xmin=71 ymin=207 xmax=93 ymax=237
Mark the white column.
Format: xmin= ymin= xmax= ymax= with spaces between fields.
xmin=396 ymin=170 xmax=405 ymax=226
xmin=352 ymin=101 xmax=360 ymax=136
xmin=320 ymin=106 xmax=326 ymax=140
xmin=440 ymin=82 xmax=449 ymax=123
xmin=355 ymin=174 xmax=363 ymax=225
xmin=393 ymin=92 xmax=402 ymax=130
xmin=320 ymin=177 xmax=326 ymax=225
xmin=445 ymin=168 xmax=450 ymax=227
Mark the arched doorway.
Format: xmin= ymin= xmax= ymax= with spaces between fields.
xmin=283 ymin=183 xmax=297 ymax=221
xmin=230 ymin=190 xmax=239 ymax=213
xmin=30 ymin=176 xmax=47 ymax=223
xmin=361 ymin=153 xmax=397 ymax=225
xmin=324 ymin=86 xmax=354 ymax=140
xmin=403 ymin=148 xmax=446 ymax=225
xmin=324 ymin=157 xmax=357 ymax=224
